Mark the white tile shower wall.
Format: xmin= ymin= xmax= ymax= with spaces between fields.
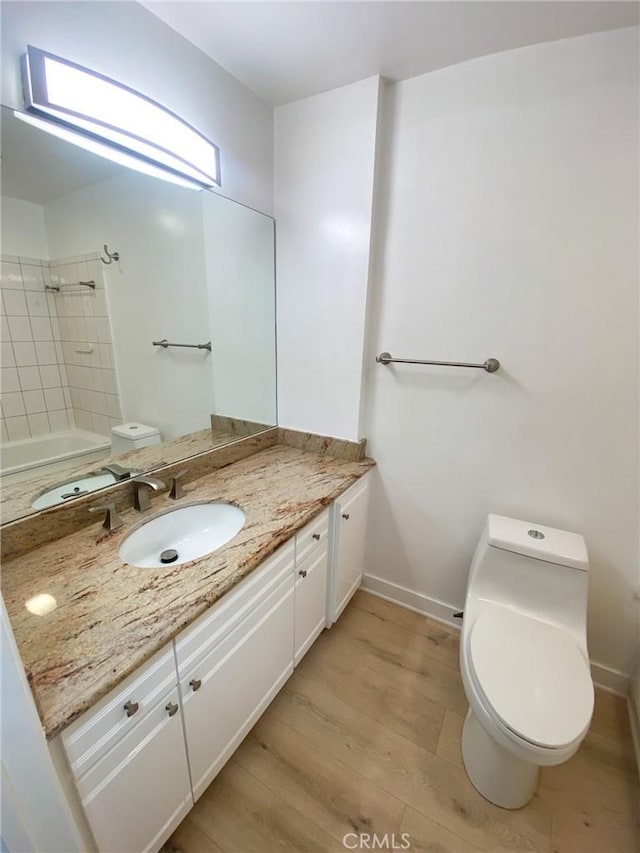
xmin=0 ymin=256 xmax=74 ymax=442
xmin=48 ymin=254 xmax=122 ymax=437
xmin=0 ymin=253 xmax=123 ymax=443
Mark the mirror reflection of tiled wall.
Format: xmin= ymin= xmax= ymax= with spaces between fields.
xmin=0 ymin=252 xmax=122 ymax=443
xmin=50 ymin=254 xmax=122 ymax=435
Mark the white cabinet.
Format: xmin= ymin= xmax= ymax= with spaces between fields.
xmin=175 ymin=542 xmax=295 ymax=801
xmin=61 ymin=648 xmax=191 ymax=853
xmin=294 ymin=510 xmax=329 ymax=665
xmin=56 ymin=476 xmax=370 ymax=852
xmin=78 ymin=687 xmax=191 ymax=853
xmin=328 ymin=473 xmax=371 ymax=624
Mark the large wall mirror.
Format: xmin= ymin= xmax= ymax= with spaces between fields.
xmin=0 ymin=105 xmax=277 ymax=524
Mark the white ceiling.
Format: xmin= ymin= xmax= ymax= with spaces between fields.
xmin=141 ymin=1 xmax=639 ymax=106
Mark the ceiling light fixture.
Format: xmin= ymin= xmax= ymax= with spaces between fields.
xmin=20 ymin=45 xmax=221 ymax=190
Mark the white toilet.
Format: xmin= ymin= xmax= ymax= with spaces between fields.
xmin=111 ymin=422 xmax=161 ymax=455
xmin=459 ymin=514 xmax=594 ymax=809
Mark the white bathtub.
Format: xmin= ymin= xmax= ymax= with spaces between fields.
xmin=0 ymin=430 xmax=111 ymax=485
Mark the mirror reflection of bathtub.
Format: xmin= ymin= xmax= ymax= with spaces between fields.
xmin=0 ymin=429 xmax=110 ymax=488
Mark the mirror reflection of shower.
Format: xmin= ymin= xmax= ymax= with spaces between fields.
xmin=0 ymin=105 xmax=276 ymax=518
xmin=1 ymin=251 xmax=118 ymax=485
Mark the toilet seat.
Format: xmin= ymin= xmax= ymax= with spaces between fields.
xmin=469 ymin=604 xmax=594 ymax=749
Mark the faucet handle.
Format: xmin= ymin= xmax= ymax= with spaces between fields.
xmin=169 ymin=470 xmax=188 ymax=500
xmin=89 ymin=502 xmax=123 ymax=531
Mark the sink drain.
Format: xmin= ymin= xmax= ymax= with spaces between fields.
xmin=160 ymin=549 xmax=179 ymax=564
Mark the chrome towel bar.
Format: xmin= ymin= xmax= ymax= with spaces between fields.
xmin=376 ymin=352 xmax=500 ymax=373
xmin=152 ymin=339 xmax=212 ymax=352
xmin=45 ymin=280 xmax=96 ymax=292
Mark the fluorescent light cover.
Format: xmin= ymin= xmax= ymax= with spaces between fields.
xmin=14 ymin=111 xmax=202 ymax=190
xmin=22 ymin=45 xmax=220 ymax=188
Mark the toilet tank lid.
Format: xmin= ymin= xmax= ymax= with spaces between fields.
xmin=112 ymin=422 xmax=160 ymax=440
xmin=487 ymin=514 xmax=589 ymax=571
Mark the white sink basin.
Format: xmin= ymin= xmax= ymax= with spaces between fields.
xmin=119 ymin=503 xmax=246 ymax=569
xmin=32 ymin=472 xmax=118 ymax=510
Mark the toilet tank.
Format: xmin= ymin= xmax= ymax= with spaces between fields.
xmin=111 ymin=423 xmax=161 ymax=455
xmin=464 ymin=514 xmax=590 ymax=645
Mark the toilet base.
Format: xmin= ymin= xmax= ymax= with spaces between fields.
xmin=461 ymin=707 xmax=539 ymax=809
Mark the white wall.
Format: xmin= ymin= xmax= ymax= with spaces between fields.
xmin=0 ymin=1 xmax=273 ymax=215
xmin=44 ymin=171 xmax=215 ymax=442
xmin=362 ymin=28 xmax=639 ymax=681
xmin=202 ymin=193 xmax=276 ymax=425
xmin=1 ymin=197 xmax=49 ymax=259
xmin=275 ymin=76 xmax=381 ymax=440
xmin=1 ymin=599 xmax=87 ymax=852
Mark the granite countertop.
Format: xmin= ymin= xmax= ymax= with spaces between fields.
xmin=1 ymin=444 xmax=373 ymax=739
xmin=0 ymin=427 xmax=255 ymax=526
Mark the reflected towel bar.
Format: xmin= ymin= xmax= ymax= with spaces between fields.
xmin=153 ymin=339 xmax=212 ymax=352
xmin=45 ymin=280 xmax=96 ymax=292
xmin=376 ymin=352 xmax=500 ymax=373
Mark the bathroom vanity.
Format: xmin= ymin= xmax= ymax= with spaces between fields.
xmin=1 ymin=439 xmax=372 ymax=853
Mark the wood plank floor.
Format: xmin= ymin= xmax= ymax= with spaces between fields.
xmin=163 ymin=591 xmax=640 ymax=853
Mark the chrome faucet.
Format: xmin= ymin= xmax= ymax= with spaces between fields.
xmin=131 ymin=476 xmax=166 ymax=512
xmin=100 ymin=463 xmax=139 ymax=481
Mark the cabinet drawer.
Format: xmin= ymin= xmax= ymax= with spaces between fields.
xmin=175 ymin=539 xmax=294 ymax=675
xmin=61 ymin=645 xmax=176 ymax=781
xmin=295 ymin=508 xmax=330 ymax=566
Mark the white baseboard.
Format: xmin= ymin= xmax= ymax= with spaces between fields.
xmin=361 ymin=574 xmax=462 ymax=632
xmin=589 ymin=661 xmax=630 ymax=697
xmin=360 ymin=573 xmax=630 ymax=696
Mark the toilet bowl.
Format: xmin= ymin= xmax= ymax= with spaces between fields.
xmin=459 ymin=514 xmax=594 ymax=809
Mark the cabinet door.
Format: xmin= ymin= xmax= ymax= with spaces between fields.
xmin=76 ymin=687 xmax=192 ymax=853
xmin=62 ymin=645 xmax=177 ymax=781
xmin=331 ymin=475 xmax=370 ymax=623
xmin=294 ymin=543 xmax=328 ymax=665
xmin=181 ymin=573 xmax=295 ymax=801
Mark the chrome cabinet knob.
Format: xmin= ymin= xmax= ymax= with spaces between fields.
xmin=165 ymin=701 xmax=179 ymax=717
xmin=123 ymin=700 xmax=139 ymax=717
xmin=312 ymin=533 xmax=320 ymax=541
xmin=298 ymin=569 xmax=307 ymax=578
xmin=342 ymin=513 xmax=350 ymax=520
xmin=190 ymin=678 xmax=202 ymax=692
